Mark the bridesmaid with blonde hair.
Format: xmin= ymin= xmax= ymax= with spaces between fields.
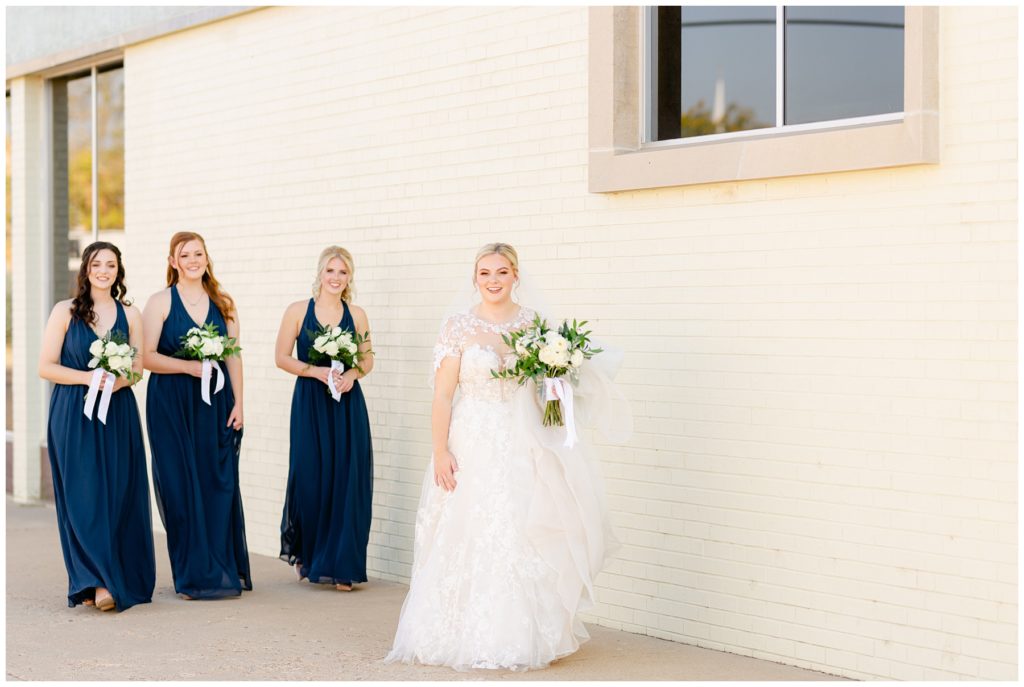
xmin=275 ymin=246 xmax=374 ymax=590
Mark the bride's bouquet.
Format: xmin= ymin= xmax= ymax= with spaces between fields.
xmin=84 ymin=330 xmax=141 ymax=424
xmin=305 ymin=323 xmax=371 ymax=401
xmin=492 ymin=314 xmax=602 ymax=443
xmin=175 ymin=323 xmax=241 ymax=405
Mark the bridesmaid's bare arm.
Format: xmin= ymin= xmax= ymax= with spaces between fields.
xmin=274 ymin=301 xmax=329 ymax=383
xmin=349 ymin=305 xmax=374 ymax=376
xmin=224 ymin=307 xmax=244 ymax=430
xmin=38 ymin=301 xmax=93 ymax=386
xmin=336 ymin=304 xmax=373 ymax=394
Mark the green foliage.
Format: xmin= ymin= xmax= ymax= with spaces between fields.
xmin=491 ymin=314 xmax=603 ymax=385
xmin=68 ymin=146 xmax=124 ymax=232
xmin=66 ymin=70 xmax=125 ymax=232
xmin=679 ymin=99 xmax=767 ymax=138
xmin=304 ymin=323 xmax=372 ymax=374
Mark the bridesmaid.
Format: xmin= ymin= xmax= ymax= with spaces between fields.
xmin=275 ymin=245 xmax=374 ymax=590
xmin=38 ymin=241 xmax=156 ymax=611
xmin=142 ymin=231 xmax=252 ymax=599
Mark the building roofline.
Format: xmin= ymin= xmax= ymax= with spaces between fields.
xmin=6 ymin=6 xmax=263 ymax=80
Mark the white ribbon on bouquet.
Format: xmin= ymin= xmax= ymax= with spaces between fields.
xmin=200 ymin=359 xmax=226 ymax=405
xmin=83 ymin=368 xmax=116 ymax=424
xmin=543 ymin=376 xmax=578 ymax=449
xmin=325 ymin=360 xmax=344 ymax=402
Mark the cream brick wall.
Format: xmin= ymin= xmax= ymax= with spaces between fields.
xmin=121 ymin=6 xmax=1016 ymax=681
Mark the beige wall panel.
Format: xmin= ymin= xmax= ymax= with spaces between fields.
xmin=121 ymin=6 xmax=1016 ymax=680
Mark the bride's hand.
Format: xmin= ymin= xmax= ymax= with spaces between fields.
xmin=433 ymin=450 xmax=459 ymax=492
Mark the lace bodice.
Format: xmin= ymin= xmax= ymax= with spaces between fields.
xmin=433 ymin=307 xmax=536 ymax=402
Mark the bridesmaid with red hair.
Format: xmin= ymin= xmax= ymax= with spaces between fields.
xmin=142 ymin=231 xmax=252 ymax=599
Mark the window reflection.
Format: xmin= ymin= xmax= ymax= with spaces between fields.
xmin=97 ymin=68 xmax=124 ymax=234
xmin=647 ymin=5 xmax=905 ymax=142
xmin=66 ymin=73 xmax=92 ymax=280
xmin=651 ymin=6 xmax=775 ymax=141
xmin=58 ymin=65 xmax=124 ymax=297
xmin=679 ymin=6 xmax=776 ymax=138
xmin=785 ymin=6 xmax=904 ymax=125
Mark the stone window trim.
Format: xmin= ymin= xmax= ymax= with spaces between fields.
xmin=588 ymin=6 xmax=939 ymax=192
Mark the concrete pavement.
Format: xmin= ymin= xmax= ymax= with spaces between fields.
xmin=6 ymin=498 xmax=845 ymax=681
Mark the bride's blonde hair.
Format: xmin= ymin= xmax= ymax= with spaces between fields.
xmin=473 ymin=242 xmax=519 ymax=282
xmin=312 ymin=245 xmax=355 ymax=303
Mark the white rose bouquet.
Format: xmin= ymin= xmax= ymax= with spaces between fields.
xmin=175 ymin=323 xmax=241 ymax=362
xmin=83 ymin=330 xmax=141 ymax=424
xmin=492 ymin=314 xmax=602 ymax=429
xmin=174 ymin=323 xmax=242 ymax=405
xmin=305 ymin=323 xmax=371 ymax=401
xmin=87 ymin=330 xmax=142 ymax=384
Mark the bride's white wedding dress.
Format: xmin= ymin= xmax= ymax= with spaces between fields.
xmin=385 ymin=306 xmax=629 ymax=672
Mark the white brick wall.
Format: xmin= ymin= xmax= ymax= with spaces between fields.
xmin=121 ymin=6 xmax=1016 ymax=680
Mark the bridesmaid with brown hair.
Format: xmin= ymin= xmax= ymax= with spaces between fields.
xmin=141 ymin=231 xmax=252 ymax=599
xmin=38 ymin=241 xmax=156 ymax=612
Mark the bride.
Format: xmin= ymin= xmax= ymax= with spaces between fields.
xmin=385 ymin=242 xmax=630 ymax=672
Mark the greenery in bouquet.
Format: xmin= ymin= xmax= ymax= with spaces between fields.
xmin=87 ymin=329 xmax=142 ymax=383
xmin=305 ymin=323 xmax=372 ymax=374
xmin=491 ymin=314 xmax=602 ymax=426
xmin=174 ymin=323 xmax=242 ymax=361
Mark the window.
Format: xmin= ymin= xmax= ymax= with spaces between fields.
xmin=588 ymin=6 xmax=937 ymax=191
xmin=53 ymin=62 xmax=125 ymax=298
xmin=647 ymin=6 xmax=905 ymax=143
xmin=784 ymin=7 xmax=903 ymax=125
xmin=650 ymin=6 xmax=776 ymax=141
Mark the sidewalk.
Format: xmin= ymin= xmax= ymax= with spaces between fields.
xmin=6 ymin=498 xmax=844 ymax=681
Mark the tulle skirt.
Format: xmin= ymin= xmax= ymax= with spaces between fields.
xmin=386 ymin=365 xmax=627 ymax=671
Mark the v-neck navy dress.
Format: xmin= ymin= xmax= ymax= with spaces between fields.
xmin=279 ymin=299 xmax=373 ymax=584
xmin=145 ymin=285 xmax=252 ymax=598
xmin=46 ymin=301 xmax=156 ymax=610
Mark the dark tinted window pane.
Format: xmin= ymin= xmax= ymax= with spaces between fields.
xmin=678 ymin=6 xmax=775 ymax=139
xmin=652 ymin=7 xmax=682 ymax=141
xmin=785 ymin=6 xmax=904 ymax=125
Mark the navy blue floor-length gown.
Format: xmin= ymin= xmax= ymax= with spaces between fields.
xmin=46 ymin=301 xmax=156 ymax=610
xmin=280 ymin=299 xmax=373 ymax=584
xmin=146 ymin=285 xmax=252 ymax=598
